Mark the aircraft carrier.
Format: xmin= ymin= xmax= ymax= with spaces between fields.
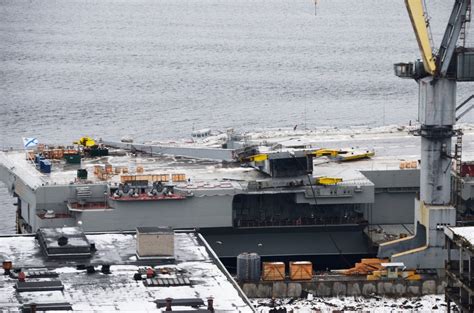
xmin=2 ymin=125 xmax=474 ymax=268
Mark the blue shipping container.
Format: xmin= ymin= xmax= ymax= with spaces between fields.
xmin=39 ymin=159 xmax=52 ymax=174
xmin=36 ymin=156 xmax=45 ymax=169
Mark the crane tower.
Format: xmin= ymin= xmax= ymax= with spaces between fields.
xmin=378 ymin=0 xmax=474 ymax=269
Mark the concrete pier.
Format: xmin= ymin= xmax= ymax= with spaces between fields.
xmin=240 ymin=276 xmax=445 ymax=298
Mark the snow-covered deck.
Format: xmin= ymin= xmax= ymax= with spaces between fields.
xmin=4 ymin=124 xmax=474 ymax=192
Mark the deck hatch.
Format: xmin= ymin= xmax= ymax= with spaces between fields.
xmin=155 ymin=298 xmax=204 ymax=307
xmin=21 ymin=302 xmax=72 ymax=312
xmin=144 ymin=277 xmax=191 ymax=287
xmin=37 ymin=227 xmax=92 ymax=258
xmin=15 ymin=280 xmax=64 ymax=292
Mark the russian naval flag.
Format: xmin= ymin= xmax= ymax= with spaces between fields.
xmin=22 ymin=137 xmax=38 ymax=148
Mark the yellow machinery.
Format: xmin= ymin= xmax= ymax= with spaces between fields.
xmin=316 ymin=177 xmax=343 ymax=185
xmin=243 ymin=148 xmax=375 ymax=164
xmin=311 ymin=149 xmax=341 ymax=158
xmin=340 ymin=259 xmax=421 ymax=281
xmin=311 ymin=148 xmax=375 ymax=161
xmin=367 ymin=262 xmax=421 ymax=281
xmin=239 ymin=147 xmax=374 ymax=180
xmin=74 ymin=137 xmax=96 ymax=147
xmin=337 ymin=150 xmax=375 ymax=162
xmin=247 ymin=153 xmax=268 ymax=162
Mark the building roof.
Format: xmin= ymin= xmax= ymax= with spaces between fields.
xmin=0 ymin=230 xmax=253 ymax=312
xmin=445 ymin=226 xmax=474 ymax=252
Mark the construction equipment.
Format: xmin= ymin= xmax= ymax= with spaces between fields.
xmin=380 ymin=0 xmax=474 ymax=269
xmin=339 ymin=259 xmax=421 ymax=280
xmin=311 ymin=149 xmax=341 ymax=158
xmin=336 ymin=150 xmax=375 ymax=162
xmin=367 ymin=262 xmax=421 ymax=281
xmin=243 ymin=148 xmax=374 ymax=165
xmin=74 ymin=137 xmax=96 ymax=147
xmin=246 ymin=153 xmax=268 ymax=162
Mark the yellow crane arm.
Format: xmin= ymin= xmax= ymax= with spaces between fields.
xmin=405 ymin=0 xmax=436 ymax=75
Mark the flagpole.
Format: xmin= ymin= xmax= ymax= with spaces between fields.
xmin=22 ymin=137 xmax=38 ymax=165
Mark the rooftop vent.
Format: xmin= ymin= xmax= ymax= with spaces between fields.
xmin=136 ymin=227 xmax=174 ymax=259
xmin=36 ymin=227 xmax=92 ymax=259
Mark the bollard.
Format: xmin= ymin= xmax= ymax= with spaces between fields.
xmin=2 ymin=260 xmax=12 ymax=275
xmin=207 ymin=297 xmax=214 ymax=312
xmin=165 ymin=297 xmax=172 ymax=311
xmin=18 ymin=271 xmax=26 ymax=282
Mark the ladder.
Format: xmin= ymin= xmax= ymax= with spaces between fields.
xmin=454 ymin=133 xmax=463 ymax=207
xmin=460 ymin=0 xmax=472 ymax=47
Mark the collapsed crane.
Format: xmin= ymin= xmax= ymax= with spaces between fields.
xmin=378 ymin=0 xmax=474 ymax=269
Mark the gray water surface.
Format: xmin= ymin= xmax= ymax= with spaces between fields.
xmin=1 ymin=0 xmax=473 ymax=232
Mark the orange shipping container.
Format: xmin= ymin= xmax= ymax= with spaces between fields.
xmin=121 ymin=175 xmax=134 ymax=183
xmin=172 ymin=173 xmax=186 ymax=182
xmin=289 ymin=261 xmax=313 ymax=280
xmin=26 ymin=151 xmax=35 ymax=161
xmin=262 ymin=262 xmax=285 ymax=281
xmin=52 ymin=149 xmax=64 ymax=159
xmin=63 ymin=149 xmax=78 ymax=155
xmin=152 ymin=174 xmax=169 ymax=182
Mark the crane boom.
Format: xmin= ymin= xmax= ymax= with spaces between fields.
xmin=437 ymin=0 xmax=470 ymax=77
xmin=405 ymin=0 xmax=437 ymax=75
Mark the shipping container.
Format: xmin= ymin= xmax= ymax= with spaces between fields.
xmin=39 ymin=160 xmax=52 ymax=174
xmin=52 ymin=149 xmax=64 ymax=159
xmin=105 ymin=164 xmax=113 ymax=174
xmin=26 ymin=151 xmax=35 ymax=161
xmin=262 ymin=262 xmax=285 ymax=281
xmin=94 ymin=165 xmax=102 ymax=175
xmin=289 ymin=261 xmax=313 ymax=280
xmin=87 ymin=147 xmax=109 ymax=157
xmin=120 ymin=175 xmax=134 ymax=183
xmin=172 ymin=173 xmax=186 ymax=182
xmin=64 ymin=154 xmax=81 ymax=164
xmin=77 ymin=169 xmax=88 ymax=180
xmin=63 ymin=149 xmax=79 ymax=155
xmin=461 ymin=163 xmax=474 ymax=177
xmin=152 ymin=174 xmax=169 ymax=182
